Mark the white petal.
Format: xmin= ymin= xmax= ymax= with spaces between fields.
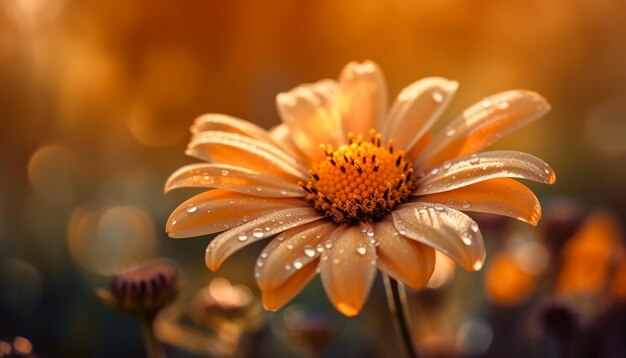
xmin=337 ymin=61 xmax=388 ymax=136
xmin=164 ymin=163 xmax=304 ymax=197
xmin=166 ymin=190 xmax=308 ymax=238
xmin=392 ymin=202 xmax=486 ymax=271
xmin=205 ymin=207 xmax=323 ymax=271
xmin=414 ymin=150 xmax=556 ymax=195
xmin=383 ymin=77 xmax=458 ymax=152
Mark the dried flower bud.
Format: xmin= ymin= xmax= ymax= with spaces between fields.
xmin=98 ymin=260 xmax=179 ymax=317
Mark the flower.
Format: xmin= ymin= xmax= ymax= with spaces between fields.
xmin=165 ymin=60 xmax=555 ymax=316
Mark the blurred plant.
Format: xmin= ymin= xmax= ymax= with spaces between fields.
xmin=0 ymin=337 xmax=36 ymax=358
xmin=97 ymin=259 xmax=180 ymax=358
xmin=270 ymin=305 xmax=338 ymax=358
xmin=154 ymin=277 xmax=263 ymax=357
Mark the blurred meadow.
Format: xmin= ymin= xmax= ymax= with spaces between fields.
xmin=1 ymin=0 xmax=626 ymax=357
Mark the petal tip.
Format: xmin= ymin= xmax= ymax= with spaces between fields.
xmin=335 ymin=302 xmax=361 ymax=317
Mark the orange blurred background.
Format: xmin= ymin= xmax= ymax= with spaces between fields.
xmin=1 ymin=0 xmax=626 ymax=356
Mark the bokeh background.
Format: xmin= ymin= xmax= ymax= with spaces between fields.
xmin=1 ymin=0 xmax=626 ymax=357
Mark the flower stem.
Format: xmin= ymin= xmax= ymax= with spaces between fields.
xmin=383 ymin=274 xmax=419 ymax=358
xmin=140 ymin=315 xmax=165 ymax=358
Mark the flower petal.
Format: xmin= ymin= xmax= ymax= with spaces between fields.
xmin=320 ymin=224 xmax=377 ymax=316
xmin=374 ymin=218 xmax=436 ymax=289
xmin=277 ymin=79 xmax=343 ymax=162
xmin=415 ymin=90 xmax=551 ymax=170
xmin=383 ymin=77 xmax=458 ymax=153
xmin=256 ymin=221 xmax=336 ymax=292
xmin=187 ymin=131 xmax=309 ymax=181
xmin=166 ymin=190 xmax=307 ymax=238
xmin=392 ymin=202 xmax=486 ymax=271
xmin=205 ymin=207 xmax=323 ymax=271
xmin=268 ymin=124 xmax=311 ymax=165
xmin=261 ymin=260 xmax=319 ymax=311
xmin=191 ymin=113 xmax=276 ymax=144
xmin=414 ymin=150 xmax=556 ymax=195
xmin=337 ymin=61 xmax=387 ymax=136
xmin=417 ymin=178 xmax=542 ymax=226
xmin=164 ymin=163 xmax=304 ymax=197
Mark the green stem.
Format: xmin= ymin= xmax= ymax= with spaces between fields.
xmin=383 ymin=274 xmax=419 ymax=358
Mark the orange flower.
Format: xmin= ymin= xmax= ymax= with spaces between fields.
xmin=165 ymin=61 xmax=555 ymax=316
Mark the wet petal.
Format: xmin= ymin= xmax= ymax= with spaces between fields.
xmin=191 ymin=114 xmax=276 ymax=144
xmin=277 ymin=79 xmax=342 ymax=161
xmin=164 ymin=163 xmax=304 ymax=197
xmin=383 ymin=77 xmax=458 ymax=152
xmin=320 ymin=224 xmax=377 ymax=316
xmin=415 ymin=150 xmax=556 ymax=195
xmin=417 ymin=178 xmax=542 ymax=226
xmin=256 ymin=221 xmax=336 ymax=291
xmin=392 ymin=202 xmax=486 ymax=271
xmin=374 ymin=218 xmax=436 ymax=289
xmin=187 ymin=131 xmax=309 ymax=181
xmin=337 ymin=60 xmax=387 ymax=136
xmin=416 ymin=90 xmax=550 ymax=170
xmin=205 ymin=207 xmax=323 ymax=271
xmin=268 ymin=124 xmax=311 ymax=165
xmin=262 ymin=260 xmax=319 ymax=311
xmin=166 ymin=190 xmax=307 ymax=238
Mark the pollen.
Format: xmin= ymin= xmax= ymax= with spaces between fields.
xmin=300 ymin=130 xmax=415 ymax=224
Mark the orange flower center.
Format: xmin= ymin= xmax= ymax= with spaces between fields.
xmin=301 ymin=130 xmax=415 ymax=224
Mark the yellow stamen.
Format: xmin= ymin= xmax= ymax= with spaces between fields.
xmin=303 ymin=130 xmax=415 ymax=224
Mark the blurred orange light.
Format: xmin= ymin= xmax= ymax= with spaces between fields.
xmin=485 ymin=251 xmax=536 ymax=306
xmin=12 ymin=337 xmax=32 ymax=354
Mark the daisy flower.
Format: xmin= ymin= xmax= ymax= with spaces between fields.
xmin=165 ymin=61 xmax=555 ymax=316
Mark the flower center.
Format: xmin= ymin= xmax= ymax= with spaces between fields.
xmin=301 ymin=130 xmax=415 ymax=224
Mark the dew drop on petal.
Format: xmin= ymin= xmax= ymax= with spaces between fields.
xmin=469 ymin=154 xmax=480 ymax=164
xmin=482 ymin=99 xmax=492 ymax=108
xmin=260 ymin=252 xmax=268 ymax=259
xmin=284 ymin=264 xmax=292 ymax=271
xmin=256 ymin=260 xmax=264 ymax=268
xmin=221 ymin=169 xmax=229 ymax=176
xmin=316 ymin=244 xmax=324 ymax=253
xmin=430 ymin=167 xmax=440 ymax=175
xmin=280 ymin=190 xmax=288 ymax=196
xmin=498 ymin=101 xmax=510 ymax=110
xmin=473 ymin=261 xmax=483 ymax=270
xmin=285 ymin=243 xmax=294 ymax=250
xmin=251 ymin=228 xmax=265 ymax=238
xmin=366 ymin=229 xmax=375 ymax=237
xmin=255 ymin=186 xmax=262 ymax=192
xmin=186 ymin=204 xmax=197 ymax=213
xmin=470 ymin=223 xmax=479 ymax=232
xmin=324 ymin=241 xmax=333 ymax=249
xmin=171 ymin=219 xmax=177 ymax=226
xmin=443 ymin=160 xmax=452 ymax=169
xmin=356 ymin=244 xmax=367 ymax=255
xmin=445 ymin=128 xmax=456 ymax=137
xmin=432 ymin=91 xmax=444 ymax=103
xmin=237 ymin=234 xmax=248 ymax=242
xmin=304 ymin=245 xmax=316 ymax=258
xmin=435 ymin=204 xmax=445 ymax=212
xmin=461 ymin=202 xmax=471 ymax=209
xmin=293 ymin=259 xmax=303 ymax=270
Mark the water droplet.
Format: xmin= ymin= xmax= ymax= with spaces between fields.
xmin=356 ymin=244 xmax=367 ymax=255
xmin=544 ymin=168 xmax=550 ymax=175
xmin=285 ymin=212 xmax=292 ymax=217
xmin=255 ymin=186 xmax=262 ymax=192
xmin=265 ymin=227 xmax=271 ymax=231
xmin=482 ymin=99 xmax=492 ymax=108
xmin=434 ymin=204 xmax=445 ymax=211
xmin=333 ymin=258 xmax=341 ymax=265
xmin=237 ymin=234 xmax=248 ymax=242
xmin=304 ymin=245 xmax=316 ymax=257
xmin=366 ymin=229 xmax=375 ymax=237
xmin=462 ymin=236 xmax=472 ymax=245
xmin=443 ymin=160 xmax=452 ymax=169
xmin=324 ymin=241 xmax=333 ymax=249
xmin=254 ymin=271 xmax=261 ymax=278
xmin=497 ymin=101 xmax=510 ymax=109
xmin=256 ymin=260 xmax=264 ymax=267
xmin=432 ymin=91 xmax=444 ymax=103
xmin=171 ymin=219 xmax=177 ymax=226
xmin=260 ymin=252 xmax=268 ymax=259
xmin=445 ymin=128 xmax=456 ymax=137
xmin=461 ymin=202 xmax=471 ymax=209
xmin=316 ymin=244 xmax=324 ymax=253
xmin=221 ymin=169 xmax=229 ymax=176
xmin=251 ymin=228 xmax=265 ymax=238
xmin=470 ymin=223 xmax=479 ymax=232
xmin=399 ymin=229 xmax=407 ymax=235
xmin=469 ymin=154 xmax=480 ymax=164
xmin=284 ymin=264 xmax=292 ymax=271
xmin=293 ymin=259 xmax=303 ymax=270
xmin=285 ymin=243 xmax=294 ymax=250
xmin=473 ymin=261 xmax=483 ymax=270
xmin=430 ymin=167 xmax=439 ymax=175
xmin=186 ymin=204 xmax=197 ymax=213
xmin=280 ymin=190 xmax=288 ymax=195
